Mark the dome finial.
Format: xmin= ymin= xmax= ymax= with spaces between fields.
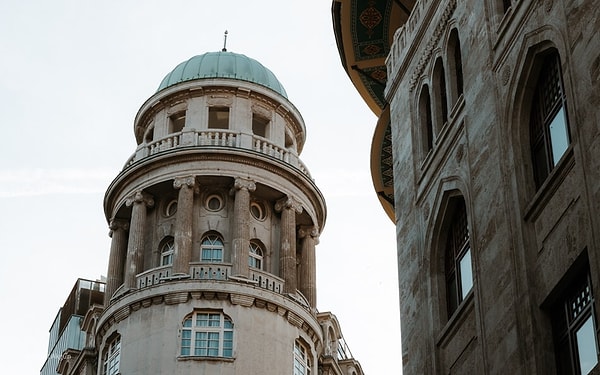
xmin=222 ymin=30 xmax=228 ymax=52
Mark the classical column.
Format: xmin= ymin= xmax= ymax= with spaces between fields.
xmin=124 ymin=191 xmax=154 ymax=289
xmin=173 ymin=176 xmax=197 ymax=275
xmin=104 ymin=219 xmax=129 ymax=306
xmin=231 ymin=178 xmax=256 ymax=278
xmin=298 ymin=225 xmax=319 ymax=307
xmin=275 ymin=196 xmax=303 ymax=294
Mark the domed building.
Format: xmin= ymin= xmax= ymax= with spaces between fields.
xmin=41 ymin=51 xmax=363 ymax=375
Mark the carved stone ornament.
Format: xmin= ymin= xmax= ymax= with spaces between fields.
xmin=233 ymin=177 xmax=257 ymax=192
xmin=275 ymin=196 xmax=303 ymax=214
xmin=125 ymin=190 xmax=155 ymax=208
xmin=173 ymin=175 xmax=197 ymax=190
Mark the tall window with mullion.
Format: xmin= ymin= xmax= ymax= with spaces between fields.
xmin=201 ymin=234 xmax=224 ymax=262
xmin=529 ymin=49 xmax=570 ymax=188
xmin=102 ymin=334 xmax=121 ymax=375
xmin=181 ymin=311 xmax=234 ymax=358
xmin=552 ymin=271 xmax=599 ymax=375
xmin=294 ymin=340 xmax=311 ymax=375
xmin=445 ymin=197 xmax=473 ymax=317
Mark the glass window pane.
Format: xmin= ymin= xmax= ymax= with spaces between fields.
xmin=459 ymin=248 xmax=473 ymax=299
xmin=549 ymin=107 xmax=569 ymax=165
xmin=576 ymin=316 xmax=598 ymax=374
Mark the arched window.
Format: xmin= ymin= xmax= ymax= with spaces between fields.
xmin=445 ymin=196 xmax=473 ymax=317
xmin=201 ymin=234 xmax=224 ymax=262
xmin=433 ymin=57 xmax=449 ymax=130
xmin=419 ymin=84 xmax=434 ymax=154
xmin=294 ymin=340 xmax=311 ymax=375
xmin=529 ymin=49 xmax=570 ymax=188
xmin=180 ymin=311 xmax=233 ymax=358
xmin=102 ymin=334 xmax=121 ymax=375
xmin=248 ymin=241 xmax=264 ymax=269
xmin=447 ymin=29 xmax=464 ymax=106
xmin=160 ymin=237 xmax=174 ymax=266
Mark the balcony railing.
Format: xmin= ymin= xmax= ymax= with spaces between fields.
xmin=135 ymin=263 xmax=298 ymax=304
xmin=123 ymin=129 xmax=311 ymax=179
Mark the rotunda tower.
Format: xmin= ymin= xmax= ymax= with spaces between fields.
xmin=97 ymin=51 xmax=329 ymax=374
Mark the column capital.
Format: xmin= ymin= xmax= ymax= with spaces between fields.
xmin=173 ymin=175 xmax=198 ymax=191
xmin=232 ymin=177 xmax=256 ymax=193
xmin=298 ymin=225 xmax=320 ymax=243
xmin=275 ymin=196 xmax=303 ymax=214
xmin=108 ymin=219 xmax=129 ymax=237
xmin=125 ymin=191 xmax=154 ymax=208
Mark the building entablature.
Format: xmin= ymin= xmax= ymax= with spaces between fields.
xmin=97 ymin=277 xmax=323 ymax=349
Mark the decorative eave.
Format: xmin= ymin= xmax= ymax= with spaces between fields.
xmin=332 ymin=0 xmax=413 ymax=222
xmin=332 ymin=0 xmax=414 ymax=116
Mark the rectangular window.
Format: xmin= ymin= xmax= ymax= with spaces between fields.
xmin=103 ymin=335 xmax=121 ymax=375
xmin=552 ymin=271 xmax=599 ymax=374
xmin=294 ymin=341 xmax=311 ymax=375
xmin=208 ymin=107 xmax=230 ymax=129
xmin=181 ymin=312 xmax=234 ymax=358
xmin=252 ymin=114 xmax=269 ymax=138
xmin=169 ymin=111 xmax=186 ymax=133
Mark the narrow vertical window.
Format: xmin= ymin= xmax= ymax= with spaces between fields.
xmin=552 ymin=271 xmax=599 ymax=374
xmin=169 ymin=111 xmax=186 ymax=134
xmin=294 ymin=341 xmax=311 ymax=375
xmin=252 ymin=114 xmax=269 ymax=138
xmin=161 ymin=237 xmax=174 ymax=266
xmin=447 ymin=29 xmax=463 ymax=105
xmin=102 ymin=335 xmax=121 ymax=375
xmin=419 ymin=85 xmax=434 ymax=154
xmin=529 ymin=50 xmax=570 ymax=188
xmin=445 ymin=197 xmax=473 ymax=317
xmin=434 ymin=58 xmax=449 ymax=126
xmin=249 ymin=241 xmax=264 ymax=270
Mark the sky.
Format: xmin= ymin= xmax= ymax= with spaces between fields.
xmin=0 ymin=1 xmax=400 ymax=373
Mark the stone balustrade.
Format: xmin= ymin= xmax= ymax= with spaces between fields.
xmin=122 ymin=129 xmax=312 ymax=179
xmin=135 ymin=263 xmax=292 ymax=303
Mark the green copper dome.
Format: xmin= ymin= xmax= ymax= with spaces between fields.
xmin=157 ymin=51 xmax=288 ymax=98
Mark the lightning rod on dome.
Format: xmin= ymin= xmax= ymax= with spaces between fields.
xmin=222 ymin=30 xmax=228 ymax=52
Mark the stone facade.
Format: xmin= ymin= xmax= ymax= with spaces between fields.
xmin=383 ymin=0 xmax=600 ymax=374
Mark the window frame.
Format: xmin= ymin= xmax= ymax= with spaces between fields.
xmin=293 ymin=340 xmax=312 ymax=375
xmin=529 ymin=50 xmax=570 ymax=189
xmin=180 ymin=311 xmax=234 ymax=358
xmin=208 ymin=107 xmax=230 ymax=130
xmin=161 ymin=237 xmax=175 ymax=266
xmin=201 ymin=234 xmax=224 ymax=263
xmin=444 ymin=197 xmax=473 ymax=317
xmin=248 ymin=241 xmax=264 ymax=270
xmin=102 ymin=334 xmax=121 ymax=375
xmin=552 ymin=271 xmax=599 ymax=374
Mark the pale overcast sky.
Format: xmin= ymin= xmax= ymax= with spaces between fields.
xmin=0 ymin=1 xmax=400 ymax=373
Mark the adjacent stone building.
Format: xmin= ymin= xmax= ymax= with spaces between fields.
xmin=333 ymin=0 xmax=600 ymax=374
xmin=41 ymin=51 xmax=363 ymax=375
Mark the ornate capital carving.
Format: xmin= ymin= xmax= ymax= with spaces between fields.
xmin=173 ymin=175 xmax=197 ymax=191
xmin=108 ymin=219 xmax=129 ymax=237
xmin=125 ymin=190 xmax=154 ymax=208
xmin=233 ymin=177 xmax=256 ymax=193
xmin=275 ymin=196 xmax=303 ymax=214
xmin=298 ymin=225 xmax=319 ymax=240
